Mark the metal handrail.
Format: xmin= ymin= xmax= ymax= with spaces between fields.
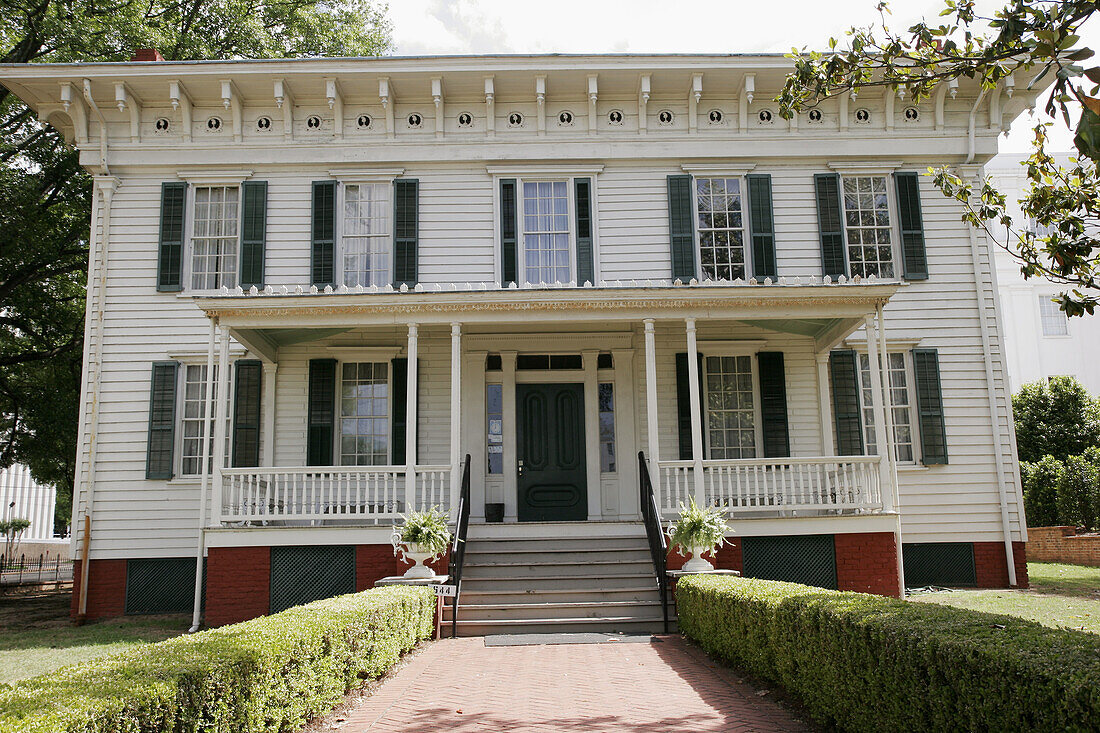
xmin=638 ymin=451 xmax=669 ymax=634
xmin=447 ymin=454 xmax=472 ymax=638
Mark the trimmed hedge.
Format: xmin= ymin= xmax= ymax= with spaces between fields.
xmin=0 ymin=585 xmax=434 ymax=733
xmin=678 ymin=575 xmax=1100 ymax=732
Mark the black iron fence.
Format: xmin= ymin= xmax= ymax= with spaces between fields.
xmin=0 ymin=552 xmax=74 ymax=588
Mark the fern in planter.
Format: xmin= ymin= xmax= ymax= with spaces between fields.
xmin=668 ymin=499 xmax=728 ymax=570
xmin=395 ymin=508 xmax=451 ymax=555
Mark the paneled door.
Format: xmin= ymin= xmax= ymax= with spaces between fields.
xmin=516 ymin=383 xmax=587 ymax=521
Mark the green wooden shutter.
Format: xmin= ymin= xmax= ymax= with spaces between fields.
xmin=390 ymin=358 xmax=421 ymax=464
xmin=675 ymin=352 xmax=705 ymax=460
xmin=393 ymin=179 xmax=419 ymax=287
xmin=667 ymin=175 xmax=696 ymax=281
xmin=829 ymin=350 xmax=864 ymax=455
xmin=239 ymin=181 xmax=267 ymax=289
xmin=758 ymin=352 xmax=790 ymax=458
xmin=307 ymin=359 xmax=336 ymax=466
xmin=747 ymin=174 xmax=777 ymax=279
xmin=231 ymin=360 xmax=262 ymax=467
xmin=814 ymin=173 xmax=847 ymax=279
xmin=311 ymin=181 xmax=336 ymax=287
xmin=894 ymin=172 xmax=928 ymax=280
xmin=156 ymin=182 xmax=186 ymax=292
xmin=912 ymin=348 xmax=948 ymax=465
xmin=145 ymin=361 xmax=179 ymax=479
xmin=500 ymin=179 xmax=518 ymax=286
xmin=575 ymin=177 xmax=595 ymax=285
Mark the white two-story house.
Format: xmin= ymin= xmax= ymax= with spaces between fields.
xmin=0 ymin=53 xmax=1033 ymax=632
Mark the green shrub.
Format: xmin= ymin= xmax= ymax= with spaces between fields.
xmin=677 ymin=575 xmax=1100 ymax=733
xmin=0 ymin=585 xmax=434 ymax=733
xmin=1013 ymin=376 xmax=1100 ymax=463
xmin=1057 ymin=453 xmax=1100 ymax=530
xmin=1021 ymin=455 xmax=1064 ymax=527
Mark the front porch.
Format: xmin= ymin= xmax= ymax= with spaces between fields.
xmin=192 ymin=280 xmax=904 ymax=531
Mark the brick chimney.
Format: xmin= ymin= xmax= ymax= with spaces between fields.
xmin=131 ymin=48 xmax=165 ymax=62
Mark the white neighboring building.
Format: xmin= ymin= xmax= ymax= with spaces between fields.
xmin=0 ymin=464 xmax=56 ymax=542
xmin=986 ymin=153 xmax=1100 ymax=395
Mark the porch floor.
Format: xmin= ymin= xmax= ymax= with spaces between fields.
xmin=332 ymin=635 xmax=808 ymax=732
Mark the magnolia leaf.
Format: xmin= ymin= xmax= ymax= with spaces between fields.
xmin=1073 ymin=106 xmax=1100 ymax=161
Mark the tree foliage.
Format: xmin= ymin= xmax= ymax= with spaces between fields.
xmin=778 ymin=0 xmax=1100 ymax=316
xmin=1012 ymin=376 xmax=1100 ymax=464
xmin=1 ymin=0 xmax=392 ymax=532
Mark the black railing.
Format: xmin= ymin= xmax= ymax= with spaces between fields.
xmin=638 ymin=451 xmax=669 ymax=633
xmin=447 ymin=453 xmax=472 ymax=638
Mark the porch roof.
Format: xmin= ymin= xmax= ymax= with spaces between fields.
xmin=194 ymin=278 xmax=902 ymax=360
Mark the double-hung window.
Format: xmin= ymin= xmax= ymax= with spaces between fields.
xmin=841 ymin=176 xmax=895 ymax=278
xmin=695 ymin=177 xmax=747 ymax=281
xmin=179 ymin=363 xmax=232 ymax=476
xmin=338 ymin=362 xmax=390 ymax=465
xmin=857 ymin=352 xmax=916 ymax=463
xmin=341 ymin=183 xmax=392 ymax=287
xmin=703 ymin=355 xmax=759 ymax=459
xmin=521 ymin=180 xmax=571 ymax=284
xmin=191 ymin=186 xmax=240 ymax=290
xmin=1038 ymin=296 xmax=1069 ymax=337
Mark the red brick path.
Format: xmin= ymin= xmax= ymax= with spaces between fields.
xmin=338 ymin=636 xmax=807 ymax=732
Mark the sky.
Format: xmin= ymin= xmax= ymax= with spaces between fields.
xmin=388 ymin=0 xmax=1100 ymax=156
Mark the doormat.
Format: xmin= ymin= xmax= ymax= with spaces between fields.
xmin=484 ymin=633 xmax=659 ymax=646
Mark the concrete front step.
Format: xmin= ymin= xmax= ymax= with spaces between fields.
xmin=443 ymin=599 xmax=663 ymax=621
xmin=460 ymin=573 xmax=657 ymax=591
xmin=466 ymin=521 xmax=646 ymax=541
xmin=465 ymin=547 xmax=651 ymax=563
xmin=449 ymin=615 xmax=674 ymax=636
xmin=456 ymin=586 xmax=660 ymax=604
xmin=464 ymin=537 xmax=650 ymax=553
xmin=463 ymin=560 xmax=654 ymax=579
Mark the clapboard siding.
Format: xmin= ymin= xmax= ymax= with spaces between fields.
xmin=75 ymin=160 xmax=1020 ymax=558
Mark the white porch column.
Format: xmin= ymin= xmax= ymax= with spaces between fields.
xmin=685 ymin=318 xmax=705 ymax=506
xmin=642 ymin=320 xmax=660 ymax=492
xmin=211 ymin=324 xmax=231 ymax=526
xmin=878 ymin=304 xmax=906 ymax=597
xmin=816 ymin=352 xmax=835 ymax=456
xmin=449 ymin=323 xmax=462 ymax=515
xmin=190 ymin=318 xmax=217 ymax=631
xmin=405 ymin=324 xmax=419 ymax=507
xmin=582 ymin=350 xmax=601 ymax=520
xmin=464 ymin=351 xmax=488 ymax=521
xmin=864 ymin=315 xmax=894 ymax=513
xmin=262 ymin=362 xmax=277 ymax=467
xmin=501 ymin=351 xmax=518 ymax=522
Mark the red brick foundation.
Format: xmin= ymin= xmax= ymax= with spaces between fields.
xmin=205 ymin=546 xmax=271 ymax=627
xmin=1026 ymin=526 xmax=1100 ymax=567
xmin=974 ymin=541 xmax=1029 ymax=588
xmin=70 ymin=558 xmax=127 ymax=621
xmin=835 ymin=532 xmax=900 ymax=597
xmin=667 ymin=532 xmax=901 ymax=597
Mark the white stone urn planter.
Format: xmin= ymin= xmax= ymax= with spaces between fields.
xmin=394 ymin=540 xmax=438 ymax=579
xmin=680 ymin=545 xmax=716 ymax=573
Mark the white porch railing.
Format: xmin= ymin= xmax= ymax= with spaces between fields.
xmin=656 ymin=456 xmax=883 ymax=516
xmin=218 ymin=465 xmax=452 ymax=525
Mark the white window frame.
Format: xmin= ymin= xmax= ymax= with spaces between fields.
xmin=691 ymin=175 xmax=753 ymax=282
xmin=854 ymin=350 xmax=920 ymax=465
xmin=1037 ymin=294 xmax=1070 ymax=338
xmin=336 ymin=181 xmax=394 ymax=288
xmin=838 ymin=173 xmax=902 ymax=280
xmin=487 ymin=165 xmax=603 ymax=286
xmin=175 ymin=359 xmax=235 ymax=478
xmin=700 ymin=349 xmax=763 ymax=460
xmin=597 ymin=380 xmax=617 ymax=474
xmin=335 ymin=359 xmax=393 ymax=467
xmin=176 ymin=171 xmax=253 ymax=294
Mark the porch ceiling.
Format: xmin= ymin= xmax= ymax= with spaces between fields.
xmin=198 ymin=280 xmax=902 ymax=359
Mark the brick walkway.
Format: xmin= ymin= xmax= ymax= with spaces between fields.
xmin=336 ymin=636 xmax=808 ymax=732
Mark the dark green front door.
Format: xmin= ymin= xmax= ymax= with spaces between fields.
xmin=517 ymin=383 xmax=587 ymax=521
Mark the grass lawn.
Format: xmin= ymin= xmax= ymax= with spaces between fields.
xmin=0 ymin=587 xmax=189 ymax=683
xmin=911 ymin=562 xmax=1100 ymax=634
